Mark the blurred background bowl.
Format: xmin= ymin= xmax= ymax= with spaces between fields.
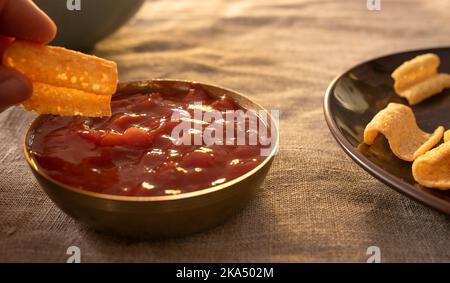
xmin=34 ymin=0 xmax=146 ymax=51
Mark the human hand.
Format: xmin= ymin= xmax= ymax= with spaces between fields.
xmin=0 ymin=0 xmax=56 ymax=112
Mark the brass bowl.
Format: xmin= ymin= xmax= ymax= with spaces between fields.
xmin=23 ymin=79 xmax=279 ymax=239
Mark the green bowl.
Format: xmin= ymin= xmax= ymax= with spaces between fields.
xmin=24 ymin=79 xmax=279 ymax=239
xmin=34 ymin=0 xmax=146 ymax=51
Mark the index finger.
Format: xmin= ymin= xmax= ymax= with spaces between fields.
xmin=0 ymin=0 xmax=57 ymax=44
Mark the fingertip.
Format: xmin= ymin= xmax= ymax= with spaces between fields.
xmin=38 ymin=17 xmax=57 ymax=44
xmin=29 ymin=0 xmax=57 ymax=44
xmin=0 ymin=0 xmax=57 ymax=44
xmin=49 ymin=19 xmax=58 ymax=42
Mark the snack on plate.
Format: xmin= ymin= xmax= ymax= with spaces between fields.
xmin=3 ymin=40 xmax=118 ymax=117
xmin=412 ymin=141 xmax=450 ymax=190
xmin=444 ymin=130 xmax=450 ymax=143
xmin=363 ymin=103 xmax=444 ymax=162
xmin=391 ymin=53 xmax=450 ymax=105
xmin=391 ymin=53 xmax=439 ymax=93
xmin=398 ymin=73 xmax=450 ymax=105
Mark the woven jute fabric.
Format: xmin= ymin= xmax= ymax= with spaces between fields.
xmin=0 ymin=0 xmax=449 ymax=262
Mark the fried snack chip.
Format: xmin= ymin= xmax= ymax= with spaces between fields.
xmin=412 ymin=141 xmax=450 ymax=190
xmin=391 ymin=53 xmax=450 ymax=105
xmin=363 ymin=103 xmax=444 ymax=161
xmin=391 ymin=53 xmax=439 ymax=93
xmin=399 ymin=73 xmax=450 ymax=105
xmin=23 ymin=82 xmax=112 ymax=117
xmin=444 ymin=130 xmax=450 ymax=143
xmin=3 ymin=40 xmax=118 ymax=117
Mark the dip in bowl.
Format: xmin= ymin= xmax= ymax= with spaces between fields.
xmin=24 ymin=80 xmax=278 ymax=238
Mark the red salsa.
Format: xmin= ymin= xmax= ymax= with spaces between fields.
xmin=29 ymin=84 xmax=271 ymax=196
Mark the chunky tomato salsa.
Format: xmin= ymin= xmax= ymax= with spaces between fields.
xmin=28 ymin=84 xmax=272 ymax=196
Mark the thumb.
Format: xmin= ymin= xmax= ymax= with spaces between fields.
xmin=0 ymin=66 xmax=31 ymax=112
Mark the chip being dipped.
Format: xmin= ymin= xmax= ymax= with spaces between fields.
xmin=363 ymin=103 xmax=444 ymax=162
xmin=3 ymin=40 xmax=118 ymax=117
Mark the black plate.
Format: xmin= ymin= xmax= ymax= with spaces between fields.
xmin=324 ymin=48 xmax=450 ymax=215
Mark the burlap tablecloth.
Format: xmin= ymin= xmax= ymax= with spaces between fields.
xmin=1 ymin=0 xmax=449 ymax=262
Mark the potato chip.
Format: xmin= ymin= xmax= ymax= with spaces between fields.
xmin=444 ymin=130 xmax=450 ymax=143
xmin=2 ymin=40 xmax=118 ymax=117
xmin=397 ymin=73 xmax=450 ymax=105
xmin=391 ymin=53 xmax=450 ymax=105
xmin=4 ymin=40 xmax=117 ymax=95
xmin=391 ymin=53 xmax=439 ymax=93
xmin=23 ymin=82 xmax=112 ymax=117
xmin=363 ymin=103 xmax=444 ymax=161
xmin=412 ymin=141 xmax=450 ymax=190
